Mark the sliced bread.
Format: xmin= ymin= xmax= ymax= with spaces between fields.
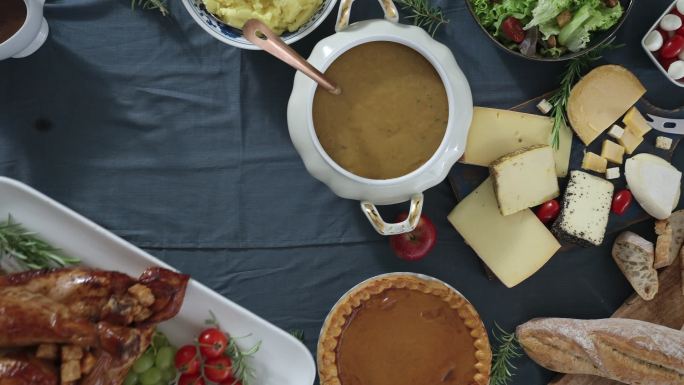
xmin=655 ymin=210 xmax=684 ymax=268
xmin=612 ymin=231 xmax=658 ymax=301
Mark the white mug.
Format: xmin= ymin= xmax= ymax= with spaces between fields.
xmin=0 ymin=0 xmax=49 ymax=60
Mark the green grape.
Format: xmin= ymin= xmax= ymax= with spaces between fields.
xmin=123 ymin=371 xmax=139 ymax=385
xmin=161 ymin=365 xmax=177 ymax=382
xmin=140 ymin=367 xmax=162 ymax=385
xmin=155 ymin=346 xmax=175 ymax=369
xmin=133 ymin=352 xmax=155 ymax=373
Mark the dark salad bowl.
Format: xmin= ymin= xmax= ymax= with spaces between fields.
xmin=465 ymin=0 xmax=634 ymax=62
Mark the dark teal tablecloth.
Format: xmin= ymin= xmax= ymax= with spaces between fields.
xmin=1 ymin=1 xmax=682 ymax=384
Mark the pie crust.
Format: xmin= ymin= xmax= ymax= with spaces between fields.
xmin=317 ymin=273 xmax=491 ymax=385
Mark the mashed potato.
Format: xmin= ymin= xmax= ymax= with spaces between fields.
xmin=204 ymin=0 xmax=324 ymax=35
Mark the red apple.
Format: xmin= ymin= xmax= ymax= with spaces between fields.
xmin=389 ymin=213 xmax=437 ymax=261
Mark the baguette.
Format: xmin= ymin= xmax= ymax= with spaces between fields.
xmin=517 ymin=318 xmax=684 ymax=385
xmin=655 ymin=210 xmax=684 ymax=269
xmin=611 ymin=232 xmax=658 ymax=300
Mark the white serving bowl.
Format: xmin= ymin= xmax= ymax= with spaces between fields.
xmin=180 ymin=0 xmax=338 ymax=50
xmin=641 ymin=0 xmax=684 ymax=88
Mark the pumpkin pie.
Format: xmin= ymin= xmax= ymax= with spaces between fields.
xmin=317 ymin=274 xmax=491 ymax=385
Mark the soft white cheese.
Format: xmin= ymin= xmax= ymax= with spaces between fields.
xmin=606 ymin=167 xmax=620 ymax=180
xmin=656 ymin=136 xmax=673 ymax=150
xmin=552 ymin=171 xmax=614 ymax=246
xmin=625 ymin=154 xmax=682 ymax=220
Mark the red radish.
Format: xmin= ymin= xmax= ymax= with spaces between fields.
xmin=535 ymin=199 xmax=560 ymax=224
xmin=611 ymin=189 xmax=633 ymax=215
xmin=389 ymin=213 xmax=437 ymax=261
xmin=501 ymin=16 xmax=525 ymax=43
xmin=661 ymin=35 xmax=684 ymax=58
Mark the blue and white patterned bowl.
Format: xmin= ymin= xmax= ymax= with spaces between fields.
xmin=180 ymin=0 xmax=339 ymax=50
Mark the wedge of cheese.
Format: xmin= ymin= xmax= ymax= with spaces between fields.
xmin=448 ymin=178 xmax=561 ymax=288
xmin=625 ymin=154 xmax=682 ymax=220
xmin=622 ymin=107 xmax=652 ymax=137
xmin=462 ymin=107 xmax=572 ymax=177
xmin=567 ymin=65 xmax=646 ymax=145
xmin=490 ymin=145 xmax=559 ymax=216
xmin=552 ymin=171 xmax=614 ymax=247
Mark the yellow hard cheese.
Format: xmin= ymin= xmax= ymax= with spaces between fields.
xmin=622 ymin=107 xmax=652 ymax=137
xmin=567 ymin=65 xmax=646 ymax=145
xmin=618 ymin=126 xmax=644 ymax=154
xmin=448 ymin=178 xmax=561 ymax=288
xmin=601 ymin=140 xmax=625 ymax=164
xmin=581 ymin=152 xmax=607 ymax=173
xmin=462 ymin=107 xmax=572 ymax=177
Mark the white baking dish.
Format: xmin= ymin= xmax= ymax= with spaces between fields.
xmin=0 ymin=176 xmax=315 ymax=385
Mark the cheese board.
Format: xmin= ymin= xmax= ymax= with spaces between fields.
xmin=448 ymin=95 xmax=683 ymax=246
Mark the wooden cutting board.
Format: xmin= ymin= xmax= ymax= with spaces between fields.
xmin=548 ymin=257 xmax=684 ymax=385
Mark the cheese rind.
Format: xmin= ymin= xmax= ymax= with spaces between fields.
xmin=490 ymin=145 xmax=560 ymax=216
xmin=581 ymin=152 xmax=608 ymax=173
xmin=552 ymin=171 xmax=614 ymax=247
xmin=601 ymin=140 xmax=625 ymax=164
xmin=462 ymin=107 xmax=572 ymax=177
xmin=622 ymin=107 xmax=652 ymax=137
xmin=567 ymin=65 xmax=646 ymax=145
xmin=618 ymin=127 xmax=644 ymax=154
xmin=448 ymin=178 xmax=561 ymax=288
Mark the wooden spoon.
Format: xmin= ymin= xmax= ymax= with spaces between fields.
xmin=243 ymin=19 xmax=341 ymax=95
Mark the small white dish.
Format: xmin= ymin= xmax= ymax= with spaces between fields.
xmin=641 ymin=0 xmax=684 ymax=88
xmin=0 ymin=176 xmax=315 ymax=385
xmin=180 ymin=0 xmax=338 ymax=50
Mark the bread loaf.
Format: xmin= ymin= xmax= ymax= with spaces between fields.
xmin=611 ymin=231 xmax=658 ymax=300
xmin=517 ymin=318 xmax=684 ymax=385
xmin=655 ymin=210 xmax=684 ymax=269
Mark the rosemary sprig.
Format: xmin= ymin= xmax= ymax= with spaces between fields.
xmin=0 ymin=215 xmax=79 ymax=272
xmin=205 ymin=311 xmax=261 ymax=385
xmin=290 ymin=329 xmax=305 ymax=342
xmin=394 ymin=0 xmax=449 ymax=36
xmin=490 ymin=323 xmax=522 ymax=385
xmin=131 ymin=0 xmax=169 ymax=16
xmin=548 ymin=41 xmax=624 ymax=149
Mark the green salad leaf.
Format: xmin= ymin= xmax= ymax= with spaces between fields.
xmin=470 ymin=0 xmax=537 ymax=36
xmin=524 ymin=0 xmax=572 ymax=30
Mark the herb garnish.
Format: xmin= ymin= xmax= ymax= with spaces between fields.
xmin=548 ymin=41 xmax=624 ymax=149
xmin=205 ymin=311 xmax=261 ymax=385
xmin=0 ymin=215 xmax=79 ymax=271
xmin=394 ymin=0 xmax=449 ymax=36
xmin=131 ymin=0 xmax=169 ymax=16
xmin=290 ymin=329 xmax=305 ymax=342
xmin=490 ymin=323 xmax=522 ymax=385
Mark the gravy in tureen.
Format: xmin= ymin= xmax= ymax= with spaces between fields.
xmin=312 ymin=41 xmax=449 ymax=180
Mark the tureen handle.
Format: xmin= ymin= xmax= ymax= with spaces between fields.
xmin=360 ymin=194 xmax=423 ymax=236
xmin=336 ymin=0 xmax=399 ymax=32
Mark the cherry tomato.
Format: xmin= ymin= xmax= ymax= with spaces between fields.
xmin=502 ymin=16 xmax=525 ymax=43
xmin=659 ymin=55 xmax=678 ymax=70
xmin=178 ymin=374 xmax=206 ymax=385
xmin=611 ymin=189 xmax=633 ymax=215
xmin=535 ymin=199 xmax=561 ymax=224
xmin=174 ymin=345 xmax=200 ymax=375
xmin=204 ymin=356 xmax=234 ymax=383
xmin=661 ymin=35 xmax=684 ymax=58
xmin=198 ymin=328 xmax=229 ymax=359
